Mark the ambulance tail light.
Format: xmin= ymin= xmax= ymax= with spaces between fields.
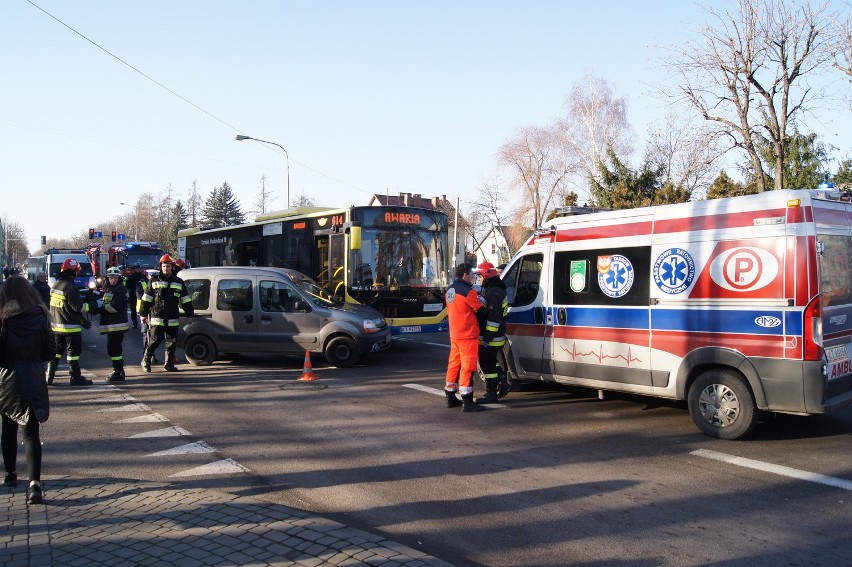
xmin=803 ymin=296 xmax=823 ymax=361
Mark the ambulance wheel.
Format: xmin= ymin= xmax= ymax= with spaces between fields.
xmin=184 ymin=335 xmax=217 ymax=366
xmin=688 ymin=369 xmax=758 ymax=440
xmin=325 ymin=336 xmax=358 ymax=368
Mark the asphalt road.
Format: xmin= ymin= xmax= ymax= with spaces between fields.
xmin=42 ymin=325 xmax=852 ymax=567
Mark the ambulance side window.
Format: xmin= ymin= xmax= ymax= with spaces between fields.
xmin=552 ymin=247 xmax=651 ymax=307
xmin=505 ymin=253 xmax=543 ymax=307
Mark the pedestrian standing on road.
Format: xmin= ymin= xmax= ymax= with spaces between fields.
xmin=444 ymin=263 xmax=486 ymax=412
xmin=0 ymin=276 xmax=56 ymax=505
xmin=48 ymin=259 xmax=93 ymax=386
xmin=474 ymin=261 xmax=510 ymax=404
xmin=32 ymin=272 xmax=50 ymax=306
xmin=139 ymin=255 xmax=193 ymax=372
xmin=98 ymin=267 xmax=130 ymax=382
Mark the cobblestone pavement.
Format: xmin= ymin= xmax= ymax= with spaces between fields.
xmin=1 ymin=475 xmax=454 ymax=567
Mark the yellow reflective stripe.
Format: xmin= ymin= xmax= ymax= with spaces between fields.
xmin=100 ymin=323 xmax=130 ymax=333
xmin=180 ymin=296 xmax=192 ymax=304
xmin=110 ymin=355 xmax=123 ymax=362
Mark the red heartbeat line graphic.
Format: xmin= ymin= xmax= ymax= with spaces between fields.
xmin=558 ymin=343 xmax=643 ymax=365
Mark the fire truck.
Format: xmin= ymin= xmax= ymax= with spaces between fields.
xmin=108 ymin=242 xmax=165 ymax=276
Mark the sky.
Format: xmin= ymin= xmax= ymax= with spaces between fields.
xmin=3 ymin=0 xmax=852 ymax=255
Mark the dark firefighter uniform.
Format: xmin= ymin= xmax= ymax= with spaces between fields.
xmin=139 ymin=255 xmax=193 ymax=372
xmin=48 ymin=260 xmax=93 ymax=386
xmin=98 ymin=268 xmax=130 ymax=381
xmin=475 ymin=262 xmax=509 ymax=404
xmin=444 ymin=263 xmax=486 ymax=412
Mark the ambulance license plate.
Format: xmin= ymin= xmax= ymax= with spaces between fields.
xmin=825 ymin=344 xmax=852 ymax=380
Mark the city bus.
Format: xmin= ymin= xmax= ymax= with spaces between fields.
xmin=177 ymin=205 xmax=450 ymax=334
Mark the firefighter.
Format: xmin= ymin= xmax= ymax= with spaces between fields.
xmin=98 ymin=267 xmax=130 ymax=381
xmin=444 ymin=263 xmax=486 ymax=412
xmin=139 ymin=255 xmax=193 ymax=372
xmin=47 ymin=258 xmax=93 ymax=386
xmin=474 ymin=261 xmax=510 ymax=404
xmin=124 ymin=269 xmax=144 ymax=329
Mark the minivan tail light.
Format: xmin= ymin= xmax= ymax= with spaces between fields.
xmin=803 ymin=296 xmax=823 ymax=361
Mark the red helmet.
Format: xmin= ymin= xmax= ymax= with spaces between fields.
xmin=174 ymin=258 xmax=186 ymax=268
xmin=476 ymin=261 xmax=500 ymax=279
xmin=60 ymin=258 xmax=81 ymax=272
xmin=159 ymin=254 xmax=174 ymax=265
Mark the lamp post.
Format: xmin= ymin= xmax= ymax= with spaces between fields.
xmin=119 ymin=202 xmax=139 ymax=240
xmin=236 ymin=134 xmax=290 ymax=208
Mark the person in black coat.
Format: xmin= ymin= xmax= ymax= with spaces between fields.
xmin=32 ymin=272 xmax=50 ymax=305
xmin=0 ymin=276 xmax=55 ymax=505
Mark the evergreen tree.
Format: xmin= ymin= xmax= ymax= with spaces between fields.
xmin=201 ymin=183 xmax=245 ymax=228
xmin=590 ymin=146 xmax=688 ymax=209
xmin=168 ymin=200 xmax=189 ymax=251
xmin=832 ymin=159 xmax=852 ymax=189
xmin=755 ymin=129 xmax=829 ymax=190
xmin=706 ymin=170 xmax=752 ymax=200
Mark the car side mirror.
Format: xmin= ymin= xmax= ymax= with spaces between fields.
xmin=292 ymin=300 xmax=310 ymax=312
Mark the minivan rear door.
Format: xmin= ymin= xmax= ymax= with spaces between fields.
xmin=256 ymin=278 xmax=322 ymax=352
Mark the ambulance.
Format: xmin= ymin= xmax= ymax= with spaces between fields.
xmin=500 ymin=188 xmax=852 ymax=439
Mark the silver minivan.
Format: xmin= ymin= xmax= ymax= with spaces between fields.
xmin=178 ymin=266 xmax=392 ymax=368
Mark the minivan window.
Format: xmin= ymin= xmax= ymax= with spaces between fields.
xmin=185 ymin=279 xmax=211 ymax=310
xmin=217 ymin=279 xmax=253 ymax=312
xmin=259 ymin=280 xmax=303 ymax=312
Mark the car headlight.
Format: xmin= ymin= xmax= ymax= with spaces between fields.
xmin=363 ymin=317 xmax=385 ymax=333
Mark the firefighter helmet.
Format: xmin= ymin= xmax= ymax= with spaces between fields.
xmin=106 ymin=267 xmax=122 ymax=277
xmin=60 ymin=258 xmax=81 ymax=272
xmin=159 ymin=254 xmax=174 ymax=265
xmin=174 ymin=258 xmax=186 ymax=269
xmin=476 ymin=261 xmax=500 ymax=279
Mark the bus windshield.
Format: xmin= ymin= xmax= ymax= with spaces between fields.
xmin=350 ymin=226 xmax=447 ymax=292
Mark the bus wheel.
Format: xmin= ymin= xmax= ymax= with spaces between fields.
xmin=325 ymin=336 xmax=358 ymax=368
xmin=688 ymin=369 xmax=758 ymax=440
xmin=184 ymin=335 xmax=217 ymax=366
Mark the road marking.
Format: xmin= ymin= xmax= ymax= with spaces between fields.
xmin=128 ymin=426 xmax=191 ymax=438
xmin=691 ymin=449 xmax=852 ymax=491
xmin=80 ymin=393 xmax=136 ymax=404
xmin=170 ymin=458 xmax=249 ymax=477
xmin=402 ymin=383 xmax=508 ymax=409
xmin=97 ymin=403 xmax=151 ymax=412
xmin=147 ymin=442 xmax=216 ymax=457
xmin=113 ymin=413 xmax=169 ymax=424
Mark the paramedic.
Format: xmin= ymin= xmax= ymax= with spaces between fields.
xmin=444 ymin=263 xmax=486 ymax=412
xmin=475 ymin=261 xmax=510 ymax=404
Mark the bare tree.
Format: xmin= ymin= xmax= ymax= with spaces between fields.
xmin=1 ymin=217 xmax=30 ymax=269
xmin=498 ymin=124 xmax=567 ymax=229
xmin=645 ymin=113 xmax=723 ymax=198
xmin=248 ymin=174 xmax=278 ymax=218
xmin=558 ymin=71 xmax=632 ymax=200
xmin=186 ymin=179 xmax=203 ymax=228
xmin=463 ymin=177 xmax=510 ymax=257
xmin=668 ymin=0 xmax=835 ymax=192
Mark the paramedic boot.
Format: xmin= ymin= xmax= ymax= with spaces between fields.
xmin=69 ymin=362 xmax=92 ymax=386
xmin=461 ymin=393 xmax=486 ymax=413
xmin=445 ymin=389 xmax=463 ymax=408
xmin=163 ymin=353 xmax=179 ymax=372
xmin=107 ymin=362 xmax=125 ymax=382
xmin=141 ymin=350 xmax=152 ymax=373
xmin=46 ymin=359 xmax=58 ymax=385
xmin=475 ymin=378 xmax=501 ymax=404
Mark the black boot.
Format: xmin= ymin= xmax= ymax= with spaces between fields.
xmin=476 ymin=378 xmax=501 ymax=404
xmin=69 ymin=362 xmax=92 ymax=386
xmin=107 ymin=362 xmax=125 ymax=382
xmin=461 ymin=393 xmax=486 ymax=412
xmin=445 ymin=390 xmax=462 ymax=408
xmin=46 ymin=360 xmax=58 ymax=385
xmin=141 ymin=350 xmax=152 ymax=372
xmin=163 ymin=353 xmax=178 ymax=372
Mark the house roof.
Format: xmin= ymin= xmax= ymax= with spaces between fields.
xmin=368 ymin=192 xmax=455 ymax=214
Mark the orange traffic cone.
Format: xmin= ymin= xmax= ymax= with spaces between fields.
xmin=298 ymin=350 xmax=318 ymax=381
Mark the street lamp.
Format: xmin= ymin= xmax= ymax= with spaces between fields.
xmin=236 ymin=134 xmax=290 ymax=208
xmin=119 ymin=202 xmax=139 ymax=240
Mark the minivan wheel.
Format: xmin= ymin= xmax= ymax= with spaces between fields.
xmin=184 ymin=335 xmax=217 ymax=366
xmin=325 ymin=336 xmax=358 ymax=368
xmin=688 ymin=369 xmax=758 ymax=440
